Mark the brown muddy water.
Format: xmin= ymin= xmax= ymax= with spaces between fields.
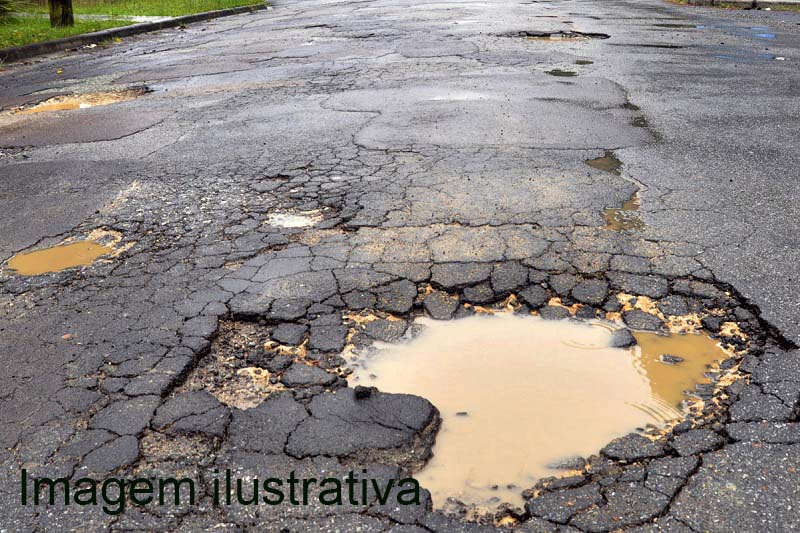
xmin=6 ymin=230 xmax=124 ymax=275
xmin=603 ymin=193 xmax=644 ymax=231
xmin=7 ymin=241 xmax=113 ymax=275
xmin=348 ymin=314 xmax=727 ymax=508
xmin=585 ymin=151 xmax=622 ymax=174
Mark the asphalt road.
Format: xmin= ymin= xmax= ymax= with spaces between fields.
xmin=1 ymin=0 xmax=799 ymax=531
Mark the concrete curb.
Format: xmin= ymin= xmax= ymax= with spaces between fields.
xmin=0 ymin=3 xmax=269 ymax=64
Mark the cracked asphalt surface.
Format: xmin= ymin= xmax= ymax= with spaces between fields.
xmin=1 ymin=0 xmax=800 ymax=530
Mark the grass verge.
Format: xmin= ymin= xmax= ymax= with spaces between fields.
xmin=0 ymin=1 xmax=265 ymax=50
xmin=21 ymin=0 xmax=265 ymax=18
xmin=0 ymin=16 xmax=128 ymax=48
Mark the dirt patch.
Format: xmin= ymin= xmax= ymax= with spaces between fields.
xmin=178 ymin=321 xmax=345 ymax=410
xmin=177 ymin=322 xmax=289 ymax=410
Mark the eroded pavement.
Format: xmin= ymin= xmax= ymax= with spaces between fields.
xmin=1 ymin=0 xmax=800 ymax=530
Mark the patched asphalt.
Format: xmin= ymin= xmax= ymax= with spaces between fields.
xmin=1 ymin=0 xmax=799 ymax=531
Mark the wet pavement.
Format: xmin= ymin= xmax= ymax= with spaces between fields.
xmin=1 ymin=0 xmax=799 ymax=531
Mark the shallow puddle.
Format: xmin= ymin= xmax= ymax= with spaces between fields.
xmin=348 ymin=314 xmax=726 ymax=508
xmin=585 ymin=151 xmax=622 ymax=174
xmin=6 ymin=229 xmax=124 ymax=276
xmin=603 ymin=193 xmax=644 ymax=231
xmin=13 ymin=88 xmax=147 ymax=115
xmin=7 ymin=240 xmax=113 ymax=275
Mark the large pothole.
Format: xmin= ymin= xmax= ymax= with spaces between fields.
xmin=348 ymin=313 xmax=729 ymax=508
xmin=500 ymin=30 xmax=611 ymax=41
xmin=5 ymin=87 xmax=149 ymax=115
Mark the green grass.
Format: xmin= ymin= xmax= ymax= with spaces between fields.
xmin=22 ymin=0 xmax=264 ymax=17
xmin=1 ymin=0 xmax=18 ymax=18
xmin=756 ymin=3 xmax=800 ymax=10
xmin=0 ymin=15 xmax=128 ymax=48
xmin=0 ymin=0 xmax=265 ymax=50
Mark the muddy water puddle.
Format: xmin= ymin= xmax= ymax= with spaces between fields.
xmin=585 ymin=151 xmax=622 ymax=174
xmin=603 ymin=193 xmax=644 ymax=231
xmin=584 ymin=153 xmax=645 ymax=231
xmin=8 ymin=241 xmax=112 ymax=275
xmin=348 ymin=314 xmax=727 ymax=508
xmin=10 ymin=88 xmax=148 ymax=115
xmin=6 ymin=230 xmax=124 ymax=275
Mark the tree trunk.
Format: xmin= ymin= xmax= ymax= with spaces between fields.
xmin=49 ymin=0 xmax=74 ymax=27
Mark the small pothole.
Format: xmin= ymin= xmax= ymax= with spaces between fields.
xmin=546 ymin=68 xmax=578 ymax=77
xmin=266 ymin=211 xmax=323 ymax=228
xmin=586 ymin=151 xmax=622 ymax=174
xmin=603 ymin=193 xmax=644 ymax=231
xmin=7 ymin=87 xmax=149 ymax=115
xmin=347 ymin=313 xmax=730 ymax=508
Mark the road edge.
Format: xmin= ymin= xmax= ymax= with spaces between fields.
xmin=686 ymin=0 xmax=800 ymax=7
xmin=0 ymin=3 xmax=269 ymax=64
